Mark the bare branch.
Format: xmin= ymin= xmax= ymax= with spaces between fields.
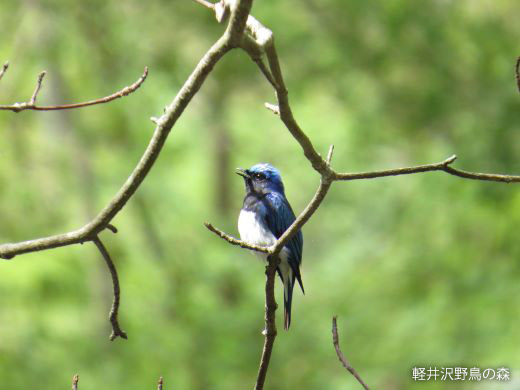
xmin=204 ymin=222 xmax=270 ymax=253
xmin=29 ymin=71 xmax=46 ymax=105
xmin=71 ymin=374 xmax=79 ymax=390
xmin=442 ymin=163 xmax=520 ymax=183
xmin=252 ymin=57 xmax=277 ymax=89
xmin=333 ymin=155 xmax=520 ymax=183
xmin=241 ymin=42 xmax=277 ymax=88
xmin=158 ymin=376 xmax=164 ymax=390
xmin=0 ymin=61 xmax=9 ymax=82
xmin=332 ymin=316 xmax=370 ymax=390
xmin=92 ymin=236 xmax=127 ymax=341
xmin=0 ymin=67 xmax=148 ymax=112
xmin=254 ymin=257 xmax=278 ymax=390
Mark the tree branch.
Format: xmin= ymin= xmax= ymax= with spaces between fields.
xmin=204 ymin=222 xmax=270 ymax=253
xmin=333 ymin=155 xmax=519 ymax=183
xmin=0 ymin=66 xmax=148 ymax=112
xmin=157 ymin=376 xmax=164 ymax=390
xmin=71 ymin=374 xmax=79 ymax=390
xmin=332 ymin=316 xmax=370 ymax=390
xmin=254 ymin=256 xmax=278 ymax=390
xmin=28 ymin=71 xmax=46 ymax=105
xmin=0 ymin=61 xmax=8 ymax=82
xmin=92 ymin=236 xmax=127 ymax=341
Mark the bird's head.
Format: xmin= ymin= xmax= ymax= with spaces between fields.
xmin=236 ymin=163 xmax=285 ymax=195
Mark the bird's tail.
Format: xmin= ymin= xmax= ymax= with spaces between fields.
xmin=283 ymin=271 xmax=295 ymax=331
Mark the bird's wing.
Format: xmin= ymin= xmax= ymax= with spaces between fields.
xmin=262 ymin=192 xmax=304 ymax=292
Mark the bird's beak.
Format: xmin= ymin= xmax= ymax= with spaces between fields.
xmin=235 ymin=168 xmax=250 ymax=179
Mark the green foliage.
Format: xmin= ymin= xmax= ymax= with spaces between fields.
xmin=1 ymin=1 xmax=519 ymax=388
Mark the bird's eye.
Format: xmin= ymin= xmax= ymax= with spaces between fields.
xmin=254 ymin=173 xmax=265 ymax=180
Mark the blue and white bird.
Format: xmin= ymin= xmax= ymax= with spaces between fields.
xmin=236 ymin=163 xmax=304 ymax=330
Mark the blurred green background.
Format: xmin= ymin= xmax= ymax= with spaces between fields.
xmin=1 ymin=1 xmax=519 ymax=389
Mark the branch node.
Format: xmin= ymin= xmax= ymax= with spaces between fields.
xmin=106 ymin=224 xmax=118 ymax=234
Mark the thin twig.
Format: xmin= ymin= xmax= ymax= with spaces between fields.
xmin=0 ymin=61 xmax=9 ymax=82
xmin=0 ymin=67 xmax=149 ymax=112
xmin=92 ymin=236 xmax=127 ymax=341
xmin=72 ymin=374 xmax=79 ymax=390
xmin=29 ymin=71 xmax=46 ymax=105
xmin=204 ymin=222 xmax=270 ymax=253
xmin=252 ymin=57 xmax=277 ymax=89
xmin=105 ymin=224 xmax=118 ymax=234
xmin=326 ymin=145 xmax=335 ymax=165
xmin=334 ymin=155 xmax=520 ymax=183
xmin=442 ymin=163 xmax=520 ymax=183
xmin=158 ymin=376 xmax=164 ymax=390
xmin=332 ymin=316 xmax=370 ymax=390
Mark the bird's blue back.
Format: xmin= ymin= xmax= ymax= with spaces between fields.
xmin=263 ymin=192 xmax=303 ymax=280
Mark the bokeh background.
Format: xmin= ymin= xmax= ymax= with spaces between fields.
xmin=1 ymin=1 xmax=519 ymax=389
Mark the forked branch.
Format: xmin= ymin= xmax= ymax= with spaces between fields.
xmin=0 ymin=66 xmax=148 ymax=112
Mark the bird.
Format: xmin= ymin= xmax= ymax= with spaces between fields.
xmin=236 ymin=163 xmax=304 ymax=330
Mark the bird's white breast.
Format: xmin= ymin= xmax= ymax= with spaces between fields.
xmin=238 ymin=210 xmax=291 ymax=270
xmin=238 ymin=210 xmax=277 ymax=248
